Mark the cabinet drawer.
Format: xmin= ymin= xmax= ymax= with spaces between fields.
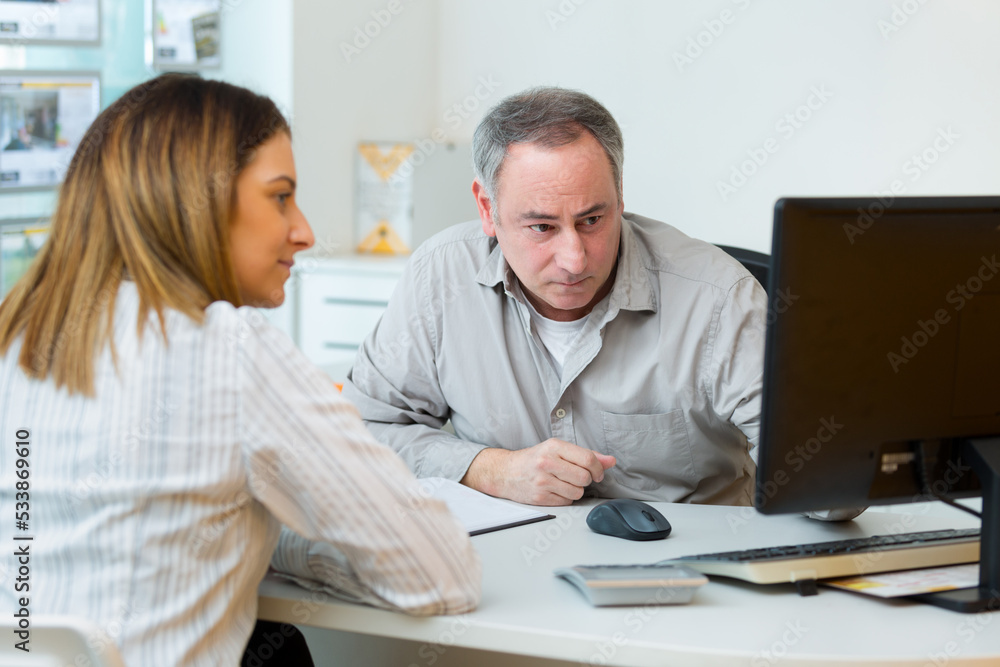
xmin=300 ymin=302 xmax=385 ymax=357
xmin=292 ymin=256 xmax=406 ymax=369
xmin=304 ymin=272 xmax=400 ymax=303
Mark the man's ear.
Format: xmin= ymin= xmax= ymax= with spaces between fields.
xmin=473 ymin=179 xmax=497 ymax=237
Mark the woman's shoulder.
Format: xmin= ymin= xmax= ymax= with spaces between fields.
xmin=117 ymin=286 xmax=301 ymax=369
xmin=203 ymin=300 xmax=293 ymax=350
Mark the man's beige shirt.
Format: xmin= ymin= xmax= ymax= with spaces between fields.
xmin=344 ymin=213 xmax=767 ymax=505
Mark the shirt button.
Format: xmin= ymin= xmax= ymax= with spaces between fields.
xmin=555 ymin=408 xmax=566 ymax=419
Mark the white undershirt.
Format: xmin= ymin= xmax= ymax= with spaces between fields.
xmin=520 ymin=287 xmax=589 ymax=378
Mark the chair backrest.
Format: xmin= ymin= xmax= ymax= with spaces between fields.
xmin=715 ymin=244 xmax=771 ymax=292
xmin=0 ymin=615 xmax=127 ymax=667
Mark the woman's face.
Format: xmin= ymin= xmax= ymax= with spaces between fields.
xmin=229 ymin=132 xmax=314 ymax=307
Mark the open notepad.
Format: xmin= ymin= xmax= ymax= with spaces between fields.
xmin=417 ymin=477 xmax=555 ymax=536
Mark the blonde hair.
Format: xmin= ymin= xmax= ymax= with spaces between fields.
xmin=0 ymin=73 xmax=290 ymax=396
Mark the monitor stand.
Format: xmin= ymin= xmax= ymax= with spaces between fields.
xmin=912 ymin=437 xmax=1000 ymax=613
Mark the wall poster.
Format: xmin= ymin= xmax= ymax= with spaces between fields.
xmin=150 ymin=0 xmax=221 ymax=70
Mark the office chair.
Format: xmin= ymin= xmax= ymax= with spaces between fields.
xmin=715 ymin=244 xmax=771 ymax=292
xmin=0 ymin=615 xmax=127 ymax=667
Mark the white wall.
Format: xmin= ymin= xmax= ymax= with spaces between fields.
xmin=292 ymin=0 xmax=441 ymax=255
xmin=294 ymin=0 xmax=1000 ymax=255
xmin=211 ymin=0 xmax=294 ymax=117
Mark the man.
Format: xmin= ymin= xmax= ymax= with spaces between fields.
xmin=343 ymin=87 xmax=764 ymax=507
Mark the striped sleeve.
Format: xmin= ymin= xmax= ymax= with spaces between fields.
xmin=233 ymin=308 xmax=481 ymax=615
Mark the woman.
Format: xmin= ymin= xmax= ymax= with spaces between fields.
xmin=0 ymin=73 xmax=480 ymax=666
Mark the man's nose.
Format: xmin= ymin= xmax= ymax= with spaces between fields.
xmin=554 ymin=229 xmax=586 ymax=275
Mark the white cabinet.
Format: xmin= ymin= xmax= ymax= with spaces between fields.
xmin=284 ymin=255 xmax=408 ymax=380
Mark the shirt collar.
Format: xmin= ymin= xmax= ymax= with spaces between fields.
xmin=474 ymin=213 xmax=658 ymax=313
xmin=609 ymin=213 xmax=658 ymax=313
xmin=476 ymin=237 xmax=509 ymax=290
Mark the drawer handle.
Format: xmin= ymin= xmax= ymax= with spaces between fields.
xmin=323 ymin=342 xmax=363 ymax=350
xmin=323 ymin=298 xmax=388 ymax=307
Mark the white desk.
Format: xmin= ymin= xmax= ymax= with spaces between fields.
xmin=258 ymin=501 xmax=997 ymax=666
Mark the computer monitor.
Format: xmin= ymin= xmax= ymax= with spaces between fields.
xmin=755 ymin=196 xmax=1000 ymax=613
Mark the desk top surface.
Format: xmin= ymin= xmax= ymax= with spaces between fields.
xmin=259 ymin=501 xmax=996 ymax=667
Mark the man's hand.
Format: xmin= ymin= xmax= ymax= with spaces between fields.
xmin=460 ymin=439 xmax=616 ymax=506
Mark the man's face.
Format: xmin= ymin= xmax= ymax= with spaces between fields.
xmin=474 ymin=132 xmax=623 ymax=322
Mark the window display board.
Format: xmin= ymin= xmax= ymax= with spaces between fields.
xmin=0 ymin=70 xmax=101 ymax=192
xmin=149 ymin=0 xmax=221 ymax=70
xmin=0 ymin=217 xmax=47 ymax=296
xmin=0 ymin=0 xmax=100 ymax=45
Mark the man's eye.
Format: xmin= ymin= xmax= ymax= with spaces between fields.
xmin=582 ymin=216 xmax=601 ymax=226
xmin=529 ymin=223 xmax=552 ymax=233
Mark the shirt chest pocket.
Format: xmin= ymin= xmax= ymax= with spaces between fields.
xmin=600 ymin=410 xmax=697 ymax=494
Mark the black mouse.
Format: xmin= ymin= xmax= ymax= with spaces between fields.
xmin=586 ymin=498 xmax=672 ymax=541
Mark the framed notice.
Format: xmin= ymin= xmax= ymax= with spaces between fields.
xmin=0 ymin=70 xmax=101 ymax=192
xmin=149 ymin=0 xmax=221 ymax=70
xmin=0 ymin=0 xmax=100 ymax=45
xmin=355 ymin=141 xmax=414 ymax=255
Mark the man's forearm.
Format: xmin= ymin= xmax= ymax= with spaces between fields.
xmin=365 ymin=419 xmax=489 ymax=481
xmin=460 ymin=447 xmax=510 ymax=496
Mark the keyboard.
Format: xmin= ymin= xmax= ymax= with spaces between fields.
xmin=664 ymin=528 xmax=980 ymax=587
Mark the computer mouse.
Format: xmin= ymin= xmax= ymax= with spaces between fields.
xmin=586 ymin=498 xmax=672 ymax=541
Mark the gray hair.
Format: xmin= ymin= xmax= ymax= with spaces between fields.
xmin=472 ymin=86 xmax=624 ymax=206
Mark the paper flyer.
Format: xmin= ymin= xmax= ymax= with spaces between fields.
xmin=355 ymin=141 xmax=414 ymax=254
xmin=152 ymin=0 xmax=222 ymax=69
xmin=824 ymin=564 xmax=979 ymax=598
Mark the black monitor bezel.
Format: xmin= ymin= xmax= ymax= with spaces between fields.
xmin=755 ymin=195 xmax=1000 ymax=613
